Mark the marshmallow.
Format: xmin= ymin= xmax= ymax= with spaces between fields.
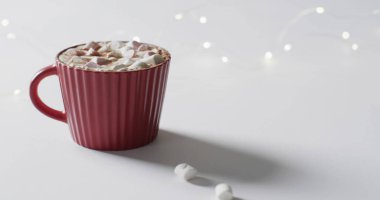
xmin=174 ymin=163 xmax=198 ymax=181
xmin=59 ymin=55 xmax=71 ymax=63
xmin=65 ymin=49 xmax=85 ymax=56
xmin=120 ymin=48 xmax=135 ymax=58
xmin=151 ymin=48 xmax=162 ymax=54
xmin=86 ymin=48 xmax=100 ymax=56
xmin=76 ymin=50 xmax=86 ymax=56
xmin=80 ymin=55 xmax=95 ymax=60
xmin=141 ymin=54 xmax=165 ymax=65
xmin=116 ymin=58 xmax=134 ymax=66
xmin=85 ymin=61 xmax=99 ymax=68
xmin=59 ymin=41 xmax=168 ymax=71
xmin=65 ymin=49 xmax=77 ymax=56
xmin=97 ymin=45 xmax=111 ymax=53
xmin=126 ymin=40 xmax=141 ymax=49
xmin=108 ymin=57 xmax=119 ymax=62
xmin=106 ymin=50 xmax=123 ymax=58
xmin=144 ymin=51 xmax=155 ymax=58
xmin=95 ymin=68 xmax=106 ymax=72
xmin=215 ymin=183 xmax=233 ymax=200
xmin=135 ymin=51 xmax=147 ymax=57
xmin=83 ymin=41 xmax=101 ymax=50
xmin=112 ymin=64 xmax=128 ymax=71
xmin=137 ymin=44 xmax=149 ymax=51
xmin=68 ymin=56 xmax=87 ymax=65
xmin=91 ymin=57 xmax=111 ymax=65
xmin=109 ymin=41 xmax=125 ymax=50
xmin=128 ymin=61 xmax=149 ymax=70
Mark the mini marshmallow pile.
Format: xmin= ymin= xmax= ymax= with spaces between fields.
xmin=58 ymin=41 xmax=169 ymax=72
xmin=174 ymin=163 xmax=235 ymax=200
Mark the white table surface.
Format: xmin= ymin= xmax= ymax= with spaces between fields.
xmin=1 ymin=0 xmax=380 ymax=199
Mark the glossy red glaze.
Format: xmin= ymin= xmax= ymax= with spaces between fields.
xmin=30 ymin=48 xmax=171 ymax=150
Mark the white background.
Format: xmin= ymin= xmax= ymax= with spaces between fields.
xmin=1 ymin=0 xmax=380 ymax=199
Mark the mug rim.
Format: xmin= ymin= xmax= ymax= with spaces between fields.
xmin=55 ymin=41 xmax=171 ymax=73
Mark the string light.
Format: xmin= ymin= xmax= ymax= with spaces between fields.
xmin=199 ymin=16 xmax=207 ymax=24
xmin=342 ymin=31 xmax=350 ymax=40
xmin=132 ymin=36 xmax=140 ymax=42
xmin=315 ymin=7 xmax=325 ymax=14
xmin=264 ymin=51 xmax=273 ymax=60
xmin=174 ymin=13 xmax=183 ymax=20
xmin=284 ymin=44 xmax=292 ymax=52
xmin=168 ymin=5 xmax=376 ymax=66
xmin=0 ymin=5 xmax=376 ymax=104
xmin=1 ymin=19 xmax=9 ymax=27
xmin=13 ymin=89 xmax=21 ymax=95
xmin=221 ymin=56 xmax=229 ymax=63
xmin=203 ymin=41 xmax=211 ymax=49
xmin=352 ymin=43 xmax=359 ymax=51
xmin=6 ymin=33 xmax=16 ymax=39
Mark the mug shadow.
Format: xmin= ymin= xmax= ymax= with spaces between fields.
xmin=104 ymin=129 xmax=290 ymax=185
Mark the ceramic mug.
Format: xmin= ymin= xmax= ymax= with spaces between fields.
xmin=30 ymin=43 xmax=171 ymax=150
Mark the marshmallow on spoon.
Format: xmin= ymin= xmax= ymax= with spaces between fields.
xmin=174 ymin=163 xmax=198 ymax=181
xmin=215 ymin=183 xmax=233 ymax=200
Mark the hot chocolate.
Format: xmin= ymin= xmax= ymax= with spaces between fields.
xmin=58 ymin=41 xmax=169 ymax=72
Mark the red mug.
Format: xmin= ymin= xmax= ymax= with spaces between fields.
xmin=30 ymin=43 xmax=171 ymax=150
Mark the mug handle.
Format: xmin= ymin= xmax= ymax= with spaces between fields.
xmin=30 ymin=65 xmax=67 ymax=123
